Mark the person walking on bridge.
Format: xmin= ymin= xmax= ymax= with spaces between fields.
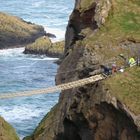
xmin=128 ymin=57 xmax=136 ymax=67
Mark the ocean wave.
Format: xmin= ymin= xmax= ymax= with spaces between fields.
xmin=31 ymin=0 xmax=46 ymax=8
xmin=0 ymin=105 xmax=44 ymax=122
xmin=25 ymin=55 xmax=59 ymax=61
xmin=0 ymin=47 xmax=59 ymax=61
xmin=0 ymin=47 xmax=24 ymax=57
xmin=44 ymin=26 xmax=65 ymax=42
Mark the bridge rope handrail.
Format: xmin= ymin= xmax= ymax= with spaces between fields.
xmin=0 ymin=74 xmax=104 ymax=99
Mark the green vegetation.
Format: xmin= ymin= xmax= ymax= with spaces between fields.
xmin=80 ymin=0 xmax=140 ymax=60
xmin=89 ymin=0 xmax=139 ymax=42
xmin=0 ymin=116 xmax=19 ymax=140
xmin=25 ymin=37 xmax=64 ymax=56
xmin=119 ymin=12 xmax=140 ymax=32
xmin=105 ymin=67 xmax=140 ymax=115
xmin=49 ymin=40 xmax=64 ymax=55
xmin=25 ymin=37 xmax=52 ymax=52
xmin=0 ymin=12 xmax=44 ymax=48
xmin=79 ymin=1 xmax=140 ymax=114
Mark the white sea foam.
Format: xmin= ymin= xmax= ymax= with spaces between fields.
xmin=0 ymin=105 xmax=44 ymax=123
xmin=0 ymin=47 xmax=24 ymax=56
xmin=26 ymin=56 xmax=59 ymax=61
xmin=31 ymin=0 xmax=46 ymax=8
xmin=44 ymin=26 xmax=65 ymax=42
xmin=0 ymin=47 xmax=58 ymax=61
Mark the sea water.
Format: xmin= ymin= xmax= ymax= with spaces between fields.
xmin=0 ymin=0 xmax=74 ymax=139
xmin=0 ymin=48 xmax=59 ymax=139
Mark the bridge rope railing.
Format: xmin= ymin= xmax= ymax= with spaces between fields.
xmin=0 ymin=74 xmax=104 ymax=99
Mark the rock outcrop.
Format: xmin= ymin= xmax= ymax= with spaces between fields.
xmin=24 ymin=0 xmax=140 ymax=140
xmin=0 ymin=116 xmax=19 ymax=140
xmin=24 ymin=37 xmax=64 ymax=58
xmin=0 ymin=12 xmax=46 ymax=49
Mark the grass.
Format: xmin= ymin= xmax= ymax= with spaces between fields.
xmin=49 ymin=40 xmax=64 ymax=54
xmin=104 ymin=66 xmax=140 ymax=115
xmin=26 ymin=37 xmax=52 ymax=51
xmin=119 ymin=12 xmax=140 ymax=32
xmin=78 ymin=0 xmax=140 ymax=62
xmin=25 ymin=37 xmax=64 ymax=55
xmin=93 ymin=0 xmax=139 ymax=41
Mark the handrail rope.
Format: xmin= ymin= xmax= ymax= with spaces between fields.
xmin=0 ymin=74 xmax=104 ymax=99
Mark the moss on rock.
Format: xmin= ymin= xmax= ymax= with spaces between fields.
xmin=24 ymin=36 xmax=52 ymax=52
xmin=0 ymin=116 xmax=19 ymax=140
xmin=24 ymin=37 xmax=64 ymax=57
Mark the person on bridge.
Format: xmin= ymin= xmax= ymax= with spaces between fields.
xmin=112 ymin=63 xmax=117 ymax=74
xmin=128 ymin=57 xmax=136 ymax=67
xmin=100 ymin=65 xmax=112 ymax=76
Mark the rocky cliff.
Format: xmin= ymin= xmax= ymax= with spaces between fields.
xmin=24 ymin=37 xmax=64 ymax=58
xmin=0 ymin=116 xmax=19 ymax=140
xmin=24 ymin=0 xmax=140 ymax=140
xmin=0 ymin=12 xmax=45 ymax=49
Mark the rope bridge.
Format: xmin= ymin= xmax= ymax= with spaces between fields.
xmin=0 ymin=74 xmax=104 ymax=99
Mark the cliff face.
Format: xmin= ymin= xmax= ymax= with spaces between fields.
xmin=25 ymin=0 xmax=140 ymax=140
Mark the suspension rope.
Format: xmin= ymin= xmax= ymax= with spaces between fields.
xmin=0 ymin=74 xmax=104 ymax=99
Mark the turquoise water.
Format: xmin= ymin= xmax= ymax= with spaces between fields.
xmin=0 ymin=0 xmax=74 ymax=139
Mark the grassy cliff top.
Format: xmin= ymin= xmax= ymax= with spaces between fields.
xmin=0 ymin=12 xmax=43 ymax=37
xmin=0 ymin=12 xmax=44 ymax=48
xmin=25 ymin=37 xmax=52 ymax=51
xmin=83 ymin=0 xmax=140 ymax=46
xmin=86 ymin=0 xmax=140 ymax=115
xmin=86 ymin=0 xmax=140 ymax=42
xmin=105 ymin=66 xmax=140 ymax=115
xmin=0 ymin=116 xmax=19 ymax=140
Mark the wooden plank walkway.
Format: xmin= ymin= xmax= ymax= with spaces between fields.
xmin=0 ymin=74 xmax=104 ymax=99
